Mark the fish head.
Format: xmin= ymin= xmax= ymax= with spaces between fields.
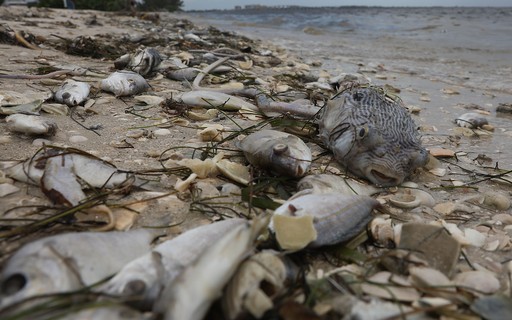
xmin=270 ymin=142 xmax=310 ymax=178
xmin=0 ymin=244 xmax=81 ymax=308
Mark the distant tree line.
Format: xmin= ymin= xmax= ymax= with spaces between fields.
xmin=37 ymin=0 xmax=183 ymax=12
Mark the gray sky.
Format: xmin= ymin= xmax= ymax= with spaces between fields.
xmin=183 ymin=0 xmax=511 ymax=10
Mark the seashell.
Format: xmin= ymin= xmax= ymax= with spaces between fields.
xmin=216 ymin=159 xmax=251 ymax=186
xmin=0 ymin=183 xmax=20 ymax=197
xmin=41 ymin=103 xmax=70 ymax=115
xmin=153 ymin=128 xmax=171 ymax=136
xmin=419 ymin=95 xmax=431 ymax=102
xmin=483 ymin=192 xmax=511 ymax=211
xmin=433 ymin=202 xmax=474 ymax=215
xmin=187 ymin=108 xmax=219 ymax=121
xmin=177 ymin=155 xmax=222 ymax=179
xmin=471 ymin=295 xmax=512 ymax=320
xmin=237 ymin=59 xmax=253 ymax=70
xmin=175 ymin=173 xmax=198 ymax=192
xmin=361 ymin=271 xmax=420 ymax=302
xmin=6 ymin=114 xmax=58 ymax=136
xmin=389 ymin=186 xmax=435 ymax=208
xmin=348 ymin=298 xmax=413 ymax=320
xmin=370 ymin=217 xmax=395 ymax=247
xmin=223 ymin=250 xmax=292 ymax=319
xmin=409 ymin=267 xmax=454 ymax=291
xmin=0 ymin=90 xmax=52 ymax=107
xmin=453 ymin=271 xmax=500 ymax=295
xmin=0 ymin=99 xmax=43 ymax=115
xmin=442 ymin=87 xmax=460 ymax=95
xmin=198 ymin=127 xmax=223 ymax=142
xmin=134 ymin=95 xmax=164 ymax=106
xmin=269 ymin=193 xmax=380 ymax=248
xmin=69 ymin=135 xmax=88 ymax=143
xmin=272 ymin=215 xmax=317 ymax=250
xmin=429 ymin=147 xmax=455 ymax=158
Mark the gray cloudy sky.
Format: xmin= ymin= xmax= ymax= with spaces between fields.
xmin=183 ymin=0 xmax=511 ymax=10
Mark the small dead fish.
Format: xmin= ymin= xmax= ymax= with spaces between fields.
xmin=269 ymin=193 xmax=380 ymax=248
xmin=100 ymin=71 xmax=150 ymax=97
xmin=177 ymin=90 xmax=258 ymax=111
xmin=0 ymin=229 xmax=156 ymax=308
xmin=161 ymin=57 xmax=200 ymax=81
xmin=455 ymin=112 xmax=489 ymax=129
xmin=54 ymin=79 xmax=90 ymax=106
xmin=237 ymin=129 xmax=312 ymax=177
xmin=114 ymin=48 xmax=162 ymax=76
xmin=295 ymin=173 xmax=381 ymax=198
xmin=101 ymin=219 xmax=246 ymax=310
xmin=6 ymin=114 xmax=57 ymax=136
xmin=154 ymin=218 xmax=266 ymax=320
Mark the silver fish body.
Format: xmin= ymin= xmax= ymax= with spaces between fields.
xmin=100 ymin=71 xmax=150 ymax=97
xmin=455 ymin=112 xmax=488 ymax=129
xmin=319 ymin=86 xmax=428 ymax=186
xmin=238 ymin=129 xmax=312 ymax=178
xmin=5 ymin=114 xmax=57 ymax=136
xmin=54 ymin=80 xmax=90 ymax=106
xmin=270 ymin=193 xmax=380 ymax=247
xmin=295 ymin=173 xmax=381 ymax=197
xmin=0 ymin=229 xmax=156 ymax=308
xmin=114 ymin=48 xmax=162 ymax=76
xmin=101 ymin=219 xmax=246 ymax=310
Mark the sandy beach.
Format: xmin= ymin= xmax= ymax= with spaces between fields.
xmin=1 ymin=5 xmax=512 ymax=319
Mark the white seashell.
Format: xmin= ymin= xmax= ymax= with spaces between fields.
xmin=41 ymin=103 xmax=70 ymax=115
xmin=153 ymin=128 xmax=171 ymax=136
xmin=361 ymin=271 xmax=420 ymax=302
xmin=6 ymin=114 xmax=58 ymax=136
xmin=0 ymin=183 xmax=20 ymax=197
xmin=453 ymin=271 xmax=500 ymax=295
xmin=464 ymin=228 xmax=487 ymax=247
xmin=177 ymin=156 xmax=221 ymax=179
xmin=175 ymin=173 xmax=197 ymax=192
xmin=409 ymin=267 xmax=454 ymax=291
xmin=370 ymin=217 xmax=395 ymax=247
xmin=272 ymin=214 xmax=317 ymax=251
xmin=187 ymin=109 xmax=219 ymax=121
xmin=134 ymin=95 xmax=164 ymax=106
xmin=216 ymin=159 xmax=251 ymax=186
xmin=69 ymin=135 xmax=88 ymax=143
xmin=198 ymin=127 xmax=222 ymax=142
xmin=483 ymin=192 xmax=511 ymax=211
xmin=389 ymin=187 xmax=435 ymax=208
xmin=429 ymin=167 xmax=447 ymax=177
xmin=0 ymin=90 xmax=52 ymax=107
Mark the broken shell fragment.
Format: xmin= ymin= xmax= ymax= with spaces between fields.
xmin=453 ymin=271 xmax=500 ymax=295
xmin=361 ymin=271 xmax=420 ymax=302
xmin=269 ymin=193 xmax=380 ymax=247
xmin=272 ymin=215 xmax=317 ymax=250
xmin=6 ymin=114 xmax=58 ymax=136
xmin=216 ymin=159 xmax=251 ymax=185
xmin=198 ymin=126 xmax=222 ymax=142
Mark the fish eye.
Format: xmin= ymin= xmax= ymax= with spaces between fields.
xmin=273 ymin=143 xmax=289 ymax=155
xmin=1 ymin=273 xmax=27 ymax=295
xmin=353 ymin=92 xmax=364 ymax=101
xmin=357 ymin=126 xmax=369 ymax=139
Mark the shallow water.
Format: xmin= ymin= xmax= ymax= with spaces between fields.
xmin=185 ymin=6 xmax=512 ymax=167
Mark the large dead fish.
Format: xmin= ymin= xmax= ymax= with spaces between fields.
xmin=269 ymin=193 xmax=380 ymax=249
xmin=0 ymin=229 xmax=156 ymax=309
xmin=100 ymin=71 xmax=150 ymax=97
xmin=114 ymin=48 xmax=162 ymax=76
xmin=237 ymin=129 xmax=312 ymax=178
xmin=101 ymin=219 xmax=246 ymax=310
xmin=54 ymin=79 xmax=90 ymax=106
xmin=318 ymin=85 xmax=428 ymax=186
xmin=153 ymin=217 xmax=267 ymax=320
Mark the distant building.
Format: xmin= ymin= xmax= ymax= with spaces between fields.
xmin=234 ymin=6 xmax=242 ymax=10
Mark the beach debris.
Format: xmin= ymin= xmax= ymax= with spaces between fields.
xmin=153 ymin=217 xmax=266 ymax=320
xmin=161 ymin=57 xmax=201 ymax=81
xmin=114 ymin=48 xmax=162 ymax=76
xmin=453 ymin=271 xmax=501 ymax=295
xmin=54 ymin=79 xmax=90 ymax=106
xmin=471 ymin=295 xmax=512 ymax=320
xmin=387 ymin=183 xmax=435 ymax=208
xmin=455 ymin=112 xmax=489 ymax=129
xmin=173 ymin=90 xmax=258 ymax=112
xmin=0 ymin=99 xmax=43 ymax=115
xmin=361 ymin=271 xmax=420 ymax=302
xmin=429 ymin=147 xmax=455 ymax=158
xmin=0 ymin=229 xmax=156 ymax=308
xmin=100 ymin=71 xmax=150 ymax=97
xmin=237 ymin=129 xmax=312 ymax=178
xmin=57 ymin=305 xmax=145 ymax=320
xmin=318 ymin=85 xmax=428 ymax=186
xmin=216 ymin=159 xmax=251 ymax=185
xmin=369 ymin=217 xmax=396 ymax=247
xmin=496 ymin=103 xmax=512 ymax=114
xmin=6 ymin=114 xmax=58 ymax=136
xmin=223 ymin=250 xmax=295 ymax=319
xmin=398 ymin=223 xmax=461 ymax=276
xmin=101 ymin=219 xmax=246 ymax=310
xmin=269 ymin=193 xmax=379 ymax=249
xmin=295 ymin=173 xmax=381 ymax=197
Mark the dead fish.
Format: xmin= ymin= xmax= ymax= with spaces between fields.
xmin=161 ymin=57 xmax=201 ymax=81
xmin=114 ymin=48 xmax=162 ymax=76
xmin=176 ymin=90 xmax=258 ymax=112
xmin=319 ymin=85 xmax=428 ymax=186
xmin=154 ymin=218 xmax=266 ymax=320
xmin=237 ymin=129 xmax=312 ymax=178
xmin=295 ymin=173 xmax=381 ymax=198
xmin=58 ymin=305 xmax=145 ymax=320
xmin=455 ymin=112 xmax=489 ymax=129
xmin=6 ymin=114 xmax=57 ymax=136
xmin=0 ymin=229 xmax=156 ymax=308
xmin=100 ymin=71 xmax=150 ymax=97
xmin=54 ymin=79 xmax=90 ymax=106
xmin=101 ymin=219 xmax=246 ymax=310
xmin=269 ymin=193 xmax=380 ymax=248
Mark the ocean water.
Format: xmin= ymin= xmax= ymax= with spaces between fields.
xmin=185 ymin=7 xmax=512 ymax=167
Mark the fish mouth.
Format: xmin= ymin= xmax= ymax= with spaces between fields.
xmin=367 ymin=168 xmax=402 ymax=187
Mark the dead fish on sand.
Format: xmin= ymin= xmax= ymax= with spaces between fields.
xmin=0 ymin=229 xmax=156 ymax=309
xmin=6 ymin=114 xmax=57 ymax=136
xmin=101 ymin=219 xmax=246 ymax=310
xmin=100 ymin=71 xmax=150 ymax=97
xmin=319 ymin=85 xmax=428 ymax=186
xmin=295 ymin=173 xmax=381 ymax=197
xmin=54 ymin=79 xmax=90 ymax=106
xmin=269 ymin=193 xmax=380 ymax=249
xmin=455 ymin=112 xmax=489 ymax=129
xmin=114 ymin=48 xmax=162 ymax=76
xmin=237 ymin=129 xmax=312 ymax=178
